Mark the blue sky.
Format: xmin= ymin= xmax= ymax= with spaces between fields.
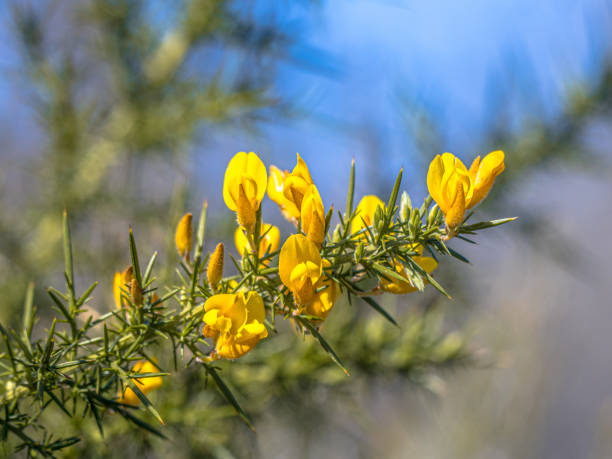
xmin=1 ymin=0 xmax=610 ymax=207
xmin=198 ymin=0 xmax=611 ymax=206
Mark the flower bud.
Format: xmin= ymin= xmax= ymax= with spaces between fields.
xmin=130 ymin=278 xmax=143 ymax=306
xmin=332 ymin=224 xmax=342 ymax=243
xmin=399 ymin=191 xmax=412 ymax=223
xmin=175 ymin=212 xmax=193 ymax=259
xmin=354 ymin=243 xmax=364 ymax=264
xmin=207 ymin=243 xmax=224 ymax=290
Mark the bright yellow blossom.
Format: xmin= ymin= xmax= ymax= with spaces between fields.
xmin=301 ymin=185 xmax=326 ymax=247
xmin=223 ymin=152 xmax=267 ymax=233
xmin=300 ymin=260 xmax=339 ymax=321
xmin=267 ymin=166 xmax=300 ymax=222
xmin=282 ymin=153 xmax=314 ymax=213
xmin=467 ymin=150 xmax=505 ymax=208
xmin=234 ymin=224 xmax=280 ymax=261
xmin=113 ymin=266 xmax=133 ymax=309
xmin=279 ymin=234 xmax=322 ymax=306
xmin=117 ymin=360 xmax=163 ymax=406
xmin=351 ymin=195 xmax=384 ymax=236
xmin=175 ymin=212 xmax=193 ymax=258
xmin=202 ymin=291 xmax=268 ymax=360
xmin=380 ymin=254 xmax=438 ymax=294
xmin=207 ymin=243 xmax=224 ymax=290
xmin=427 ymin=153 xmax=474 ymax=230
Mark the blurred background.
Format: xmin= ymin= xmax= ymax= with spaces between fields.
xmin=1 ymin=0 xmax=612 ymax=457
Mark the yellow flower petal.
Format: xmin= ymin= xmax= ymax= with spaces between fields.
xmin=467 ymin=150 xmax=505 ymax=208
xmin=118 ymin=360 xmax=163 ymax=406
xmin=222 ymin=152 xmax=267 ymax=213
xmin=301 ymin=185 xmax=326 ymax=247
xmin=203 ymin=291 xmax=268 ymax=359
xmin=279 ymin=234 xmax=322 ymax=306
xmin=267 ymin=166 xmax=300 ymax=221
xmin=351 ymin=195 xmax=384 ymax=236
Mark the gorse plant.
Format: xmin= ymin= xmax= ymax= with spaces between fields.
xmin=0 ymin=151 xmax=514 ymax=457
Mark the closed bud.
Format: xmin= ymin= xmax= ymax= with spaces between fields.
xmin=175 ymin=213 xmax=193 ymax=259
xmin=399 ymin=191 xmax=412 ymax=223
xmin=427 ymin=204 xmax=439 ymax=227
xmin=332 ymin=224 xmax=342 ymax=242
xmin=130 ymin=278 xmax=143 ymax=306
xmin=354 ymin=243 xmax=364 ymax=264
xmin=207 ymin=243 xmax=224 ymax=290
xmin=374 ymin=206 xmax=384 ymax=233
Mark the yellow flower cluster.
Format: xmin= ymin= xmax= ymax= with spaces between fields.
xmin=113 ymin=149 xmax=505 ymax=367
xmin=427 ymin=151 xmax=505 ymax=233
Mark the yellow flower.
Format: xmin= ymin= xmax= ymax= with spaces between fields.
xmin=351 ymin=195 xmax=384 ymax=236
xmin=427 ymin=153 xmax=474 ymax=230
xmin=113 ymin=266 xmax=133 ymax=309
xmin=380 ymin=254 xmax=438 ymax=294
xmin=234 ymin=224 xmax=281 ymax=261
xmin=118 ymin=360 xmax=163 ymax=406
xmin=279 ymin=234 xmax=322 ymax=306
xmin=202 ymin=291 xmax=268 ymax=360
xmin=282 ymin=153 xmax=314 ymax=214
xmin=267 ymin=166 xmax=300 ymax=222
xmin=301 ymin=185 xmax=326 ymax=247
xmin=301 ymin=260 xmax=339 ymax=321
xmin=175 ymin=212 xmax=193 ymax=258
xmin=223 ymin=152 xmax=267 ymax=233
xmin=207 ymin=243 xmax=224 ymax=290
xmin=467 ymin=150 xmax=505 ymax=208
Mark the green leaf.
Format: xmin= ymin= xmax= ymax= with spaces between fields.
xmin=22 ymin=282 xmax=35 ymax=350
xmin=194 ymin=200 xmax=208 ymax=264
xmin=296 ymin=316 xmax=350 ymax=376
xmin=386 ymin=167 xmax=403 ymax=214
xmin=362 ymin=296 xmax=399 ymax=327
xmin=206 ymin=364 xmax=254 ymax=430
xmin=76 ymin=281 xmax=98 ymax=307
xmin=114 ymin=364 xmax=165 ymax=425
xmin=460 ymin=217 xmax=517 ymax=232
xmin=345 ymin=158 xmax=355 ymax=217
xmin=128 ymin=227 xmax=143 ymax=289
xmin=143 ymin=252 xmax=158 ymax=285
xmin=115 ymin=406 xmax=167 ymax=439
xmin=62 ymin=210 xmax=74 ymax=298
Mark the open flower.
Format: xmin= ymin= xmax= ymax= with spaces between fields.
xmin=351 ymin=195 xmax=384 ymax=237
xmin=223 ymin=152 xmax=267 ymax=233
xmin=282 ymin=153 xmax=314 ymax=213
xmin=279 ymin=234 xmax=322 ymax=306
xmin=379 ymin=246 xmax=438 ymax=294
xmin=301 ymin=185 xmax=326 ymax=247
xmin=234 ymin=223 xmax=280 ymax=262
xmin=203 ymin=291 xmax=268 ymax=360
xmin=117 ymin=360 xmax=163 ymax=406
xmin=113 ymin=266 xmax=133 ymax=309
xmin=300 ymin=260 xmax=339 ymax=321
xmin=267 ymin=166 xmax=300 ymax=222
xmin=467 ymin=150 xmax=505 ymax=208
xmin=427 ymin=153 xmax=474 ymax=230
